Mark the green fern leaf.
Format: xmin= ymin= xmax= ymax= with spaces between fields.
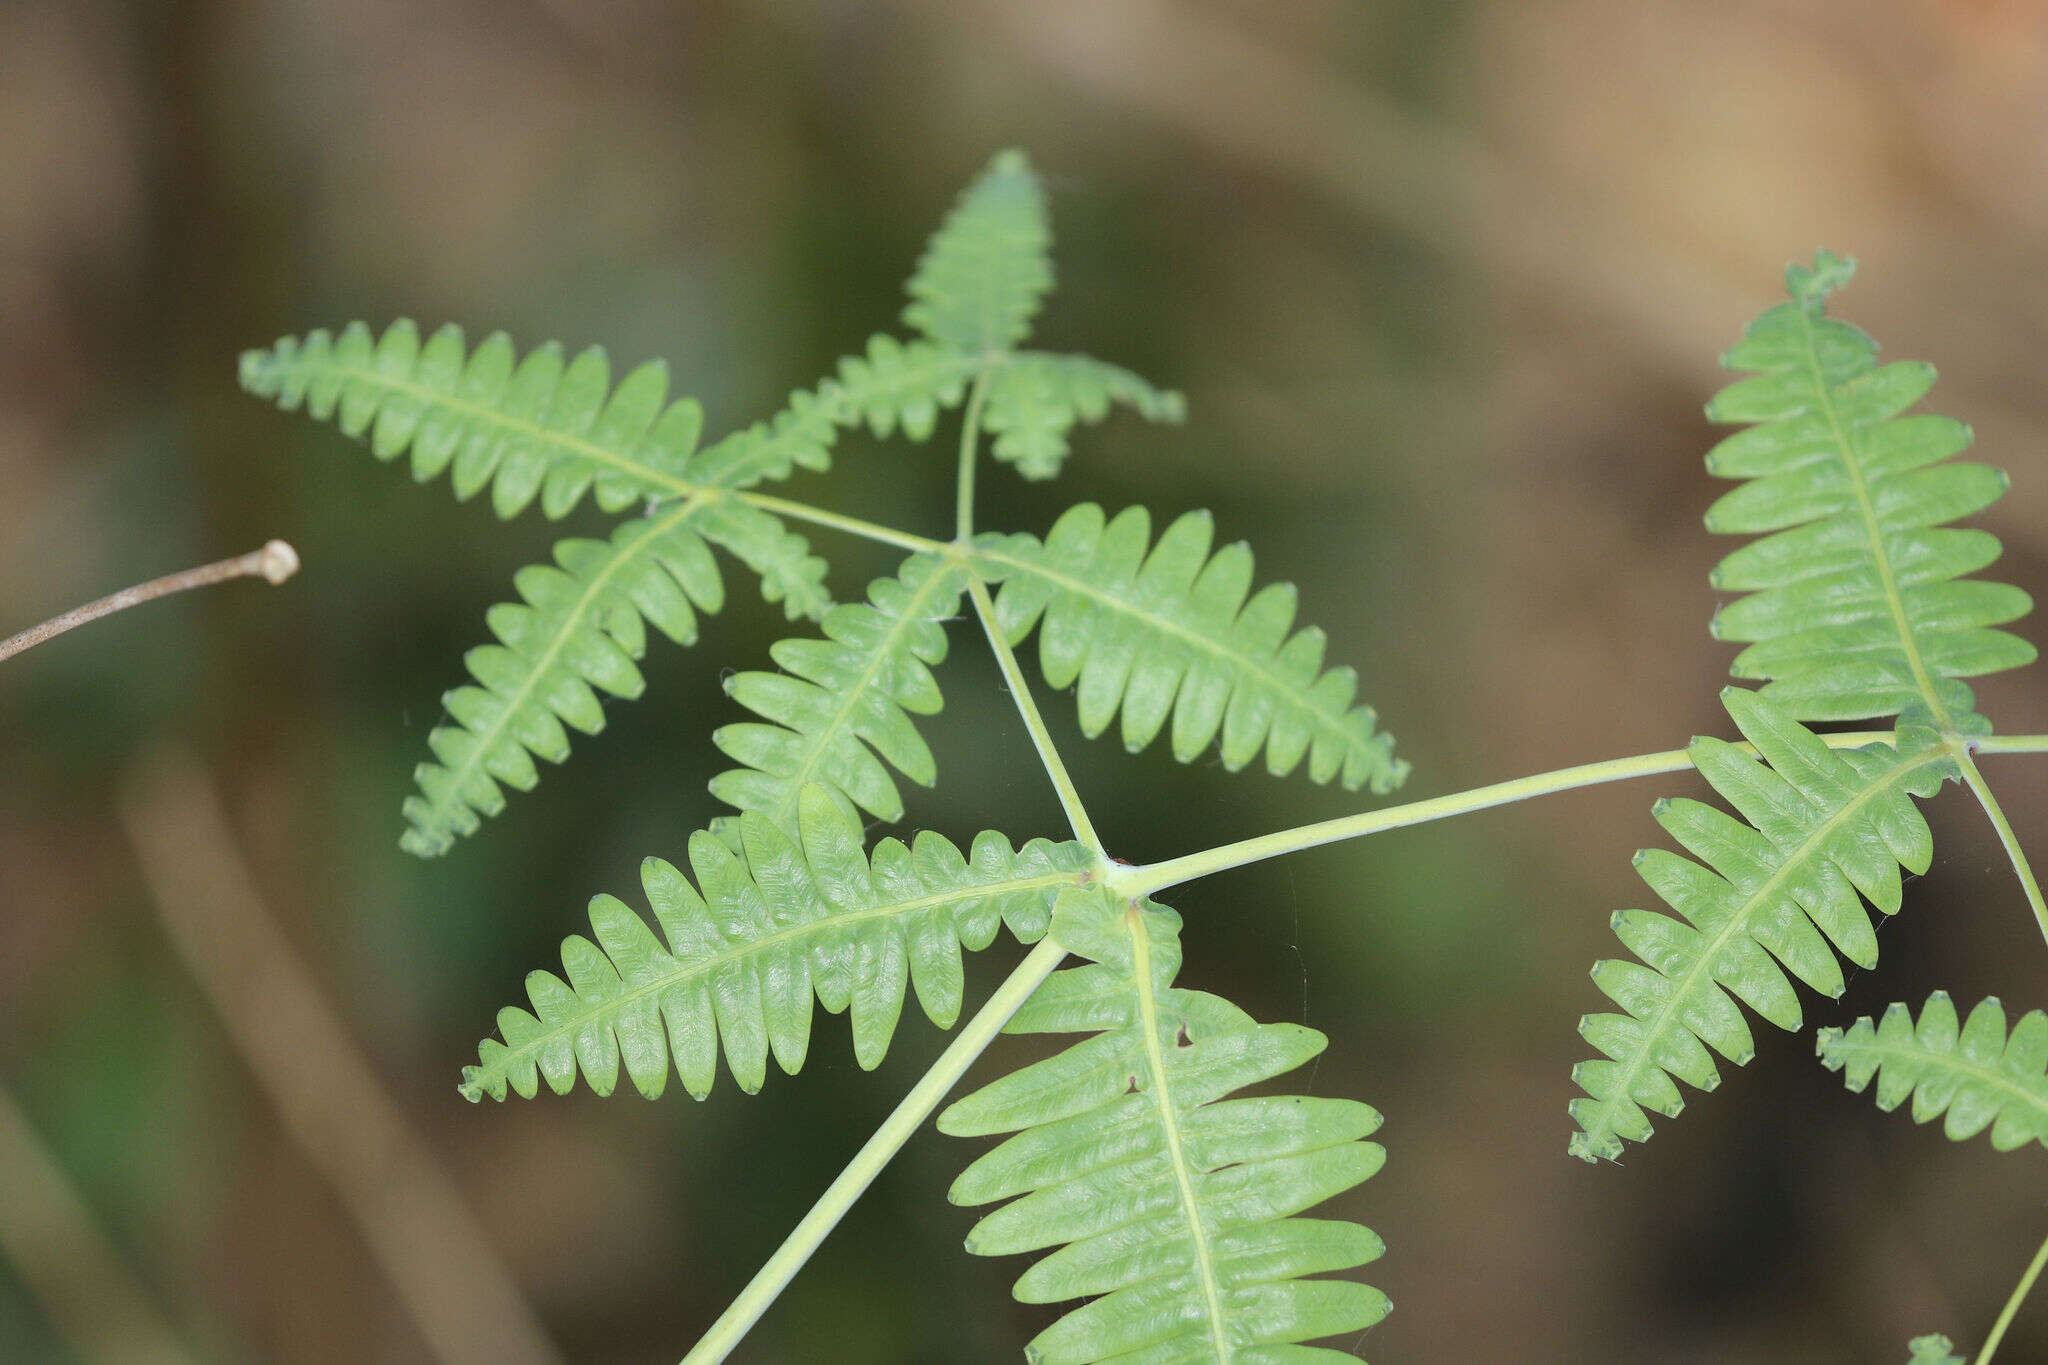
xmin=1907 ymin=1334 xmax=1965 ymax=1364
xmin=983 ymin=354 xmax=1186 ymax=480
xmin=687 ymin=334 xmax=980 ymax=487
xmin=975 ymin=504 xmax=1407 ymax=794
xmin=244 ymin=321 xmax=981 ymax=511
xmin=1569 ymin=687 xmax=1953 ymax=1162
xmin=904 ymin=149 xmax=1052 ymax=355
xmin=1817 ymin=992 xmax=2048 ymax=1152
xmin=1703 ymin=250 xmax=2035 ymax=722
xmin=713 ymin=551 xmax=967 ymax=830
xmin=941 ymin=889 xmax=1388 ymax=1363
xmin=401 ymin=499 xmax=829 ymax=857
xmin=461 ymin=787 xmax=1092 ymax=1101
xmin=239 ymin=320 xmax=706 ymax=517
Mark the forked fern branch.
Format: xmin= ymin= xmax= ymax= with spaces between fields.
xmin=1817 ymin=992 xmax=2048 ymax=1152
xmin=942 ymin=891 xmax=1388 ymax=1363
xmin=462 ymin=786 xmax=1091 ymax=1101
xmin=1569 ymin=687 xmax=1952 ymax=1161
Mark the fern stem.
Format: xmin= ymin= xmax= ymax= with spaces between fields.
xmin=965 ymin=573 xmax=1105 ymax=850
xmin=1118 ymin=731 xmax=1928 ymax=896
xmin=0 ymin=540 xmax=299 ymax=664
xmin=1974 ymin=735 xmax=2048 ymax=756
xmin=1977 ymin=1226 xmax=2048 ymax=1365
xmin=732 ymin=489 xmax=946 ymax=555
xmin=1951 ymin=745 xmax=2048 ymax=947
xmin=955 ymin=371 xmax=991 ymax=541
xmin=680 ymin=936 xmax=1068 ymax=1365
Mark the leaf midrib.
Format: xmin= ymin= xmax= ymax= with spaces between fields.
xmin=1578 ymin=743 xmax=1946 ymax=1152
xmin=477 ymin=868 xmax=1081 ymax=1086
xmin=1790 ymin=302 xmax=1953 ymax=727
xmin=1127 ymin=908 xmax=1232 ymax=1361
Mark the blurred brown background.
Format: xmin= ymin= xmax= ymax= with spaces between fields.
xmin=5 ymin=1 xmax=2048 ymax=1361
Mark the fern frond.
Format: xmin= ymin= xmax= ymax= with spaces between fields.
xmin=1817 ymin=992 xmax=2048 ymax=1152
xmin=975 ymin=504 xmax=1407 ymax=794
xmin=1703 ymin=250 xmax=2035 ymax=722
xmin=1908 ymin=1334 xmax=1965 ymax=1364
xmin=400 ymin=499 xmax=829 ymax=857
xmin=983 ymin=354 xmax=1186 ymax=480
xmin=240 ymin=320 xmax=706 ymax=517
xmin=1568 ymin=687 xmax=1953 ymax=1162
xmin=461 ymin=787 xmax=1092 ymax=1101
xmin=905 ymin=149 xmax=1052 ymax=355
xmin=713 ymin=551 xmax=967 ymax=831
xmin=941 ymin=889 xmax=1387 ymax=1363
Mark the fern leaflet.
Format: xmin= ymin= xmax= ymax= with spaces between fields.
xmin=1817 ymin=991 xmax=2048 ymax=1152
xmin=240 ymin=320 xmax=707 ymax=516
xmin=1569 ymin=687 xmax=1952 ymax=1161
xmin=244 ymin=320 xmax=980 ymax=511
xmin=713 ymin=551 xmax=966 ymax=831
xmin=975 ymin=504 xmax=1407 ymax=794
xmin=905 ymin=149 xmax=1052 ymax=355
xmin=983 ymin=354 xmax=1186 ymax=480
xmin=461 ymin=786 xmax=1092 ymax=1101
xmin=1703 ymin=249 xmax=2034 ymax=723
xmin=401 ymin=498 xmax=829 ymax=857
xmin=942 ymin=889 xmax=1387 ymax=1363
xmin=686 ymin=334 xmax=980 ymax=488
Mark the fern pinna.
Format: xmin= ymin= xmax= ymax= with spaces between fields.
xmin=461 ymin=786 xmax=1093 ymax=1100
xmin=942 ymin=890 xmax=1386 ymax=1364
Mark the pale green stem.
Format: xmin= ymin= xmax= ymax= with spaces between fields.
xmin=1117 ymin=730 xmax=1914 ymax=899
xmin=679 ymin=936 xmax=1069 ymax=1365
xmin=1977 ymin=735 xmax=2048 ymax=756
xmin=1951 ymin=744 xmax=2048 ymax=947
xmin=964 ymin=575 xmax=1105 ymax=851
xmin=1976 ymin=1225 xmax=2048 ymax=1365
xmin=735 ymin=489 xmax=946 ymax=556
xmin=955 ymin=372 xmax=991 ymax=542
